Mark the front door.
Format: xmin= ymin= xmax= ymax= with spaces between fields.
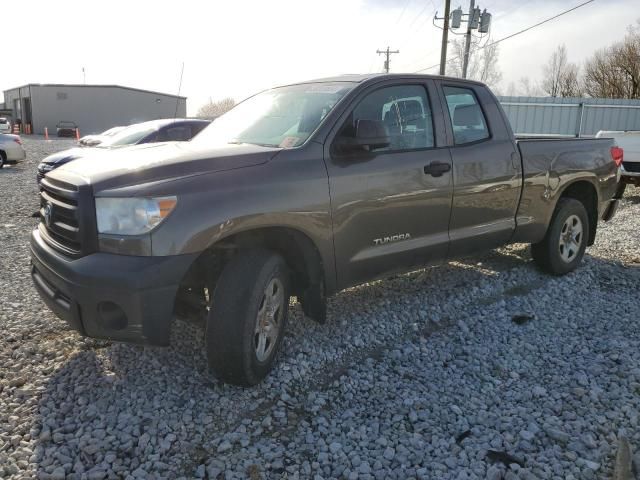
xmin=324 ymin=81 xmax=454 ymax=289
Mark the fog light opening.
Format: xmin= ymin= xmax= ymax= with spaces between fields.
xmin=97 ymin=301 xmax=128 ymax=330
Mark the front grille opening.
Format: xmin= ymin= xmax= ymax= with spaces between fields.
xmin=39 ymin=179 xmax=83 ymax=256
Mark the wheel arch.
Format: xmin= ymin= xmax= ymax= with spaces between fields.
xmin=175 ymin=225 xmax=329 ymax=323
xmin=556 ymin=179 xmax=599 ymax=245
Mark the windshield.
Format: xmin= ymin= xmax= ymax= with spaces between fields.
xmin=98 ymin=123 xmax=158 ymax=148
xmin=193 ymin=82 xmax=353 ymax=148
xmin=101 ymin=126 xmax=125 ymax=136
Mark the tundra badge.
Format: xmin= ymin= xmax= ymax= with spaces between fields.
xmin=373 ymin=233 xmax=411 ymax=246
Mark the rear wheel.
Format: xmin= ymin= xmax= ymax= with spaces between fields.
xmin=206 ymin=250 xmax=291 ymax=386
xmin=0 ymin=151 xmax=5 ymax=169
xmin=531 ymin=198 xmax=589 ymax=275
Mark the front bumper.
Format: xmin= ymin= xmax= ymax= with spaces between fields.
xmin=30 ymin=229 xmax=198 ymax=345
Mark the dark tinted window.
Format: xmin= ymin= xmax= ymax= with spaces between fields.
xmin=161 ymin=125 xmax=192 ymax=141
xmin=443 ymin=86 xmax=489 ymax=145
xmin=190 ymin=122 xmax=208 ymax=137
xmin=339 ymin=85 xmax=434 ymax=151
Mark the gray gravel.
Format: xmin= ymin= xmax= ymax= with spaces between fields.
xmin=1 ymin=136 xmax=639 ymax=479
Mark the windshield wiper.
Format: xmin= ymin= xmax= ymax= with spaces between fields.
xmin=227 ymin=141 xmax=277 ymax=147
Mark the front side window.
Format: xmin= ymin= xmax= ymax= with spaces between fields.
xmin=161 ymin=126 xmax=192 ymax=141
xmin=443 ymin=86 xmax=489 ymax=145
xmin=337 ymin=84 xmax=435 ymax=152
xmin=193 ymin=82 xmax=353 ymax=148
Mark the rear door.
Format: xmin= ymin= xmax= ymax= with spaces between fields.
xmin=324 ymin=79 xmax=453 ymax=289
xmin=437 ymin=81 xmax=522 ymax=256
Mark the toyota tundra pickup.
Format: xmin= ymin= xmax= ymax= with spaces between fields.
xmin=30 ymin=74 xmax=623 ymax=385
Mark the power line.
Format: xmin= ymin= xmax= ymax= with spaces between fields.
xmin=413 ymin=0 xmax=596 ymax=73
xmin=396 ymin=0 xmax=437 ymax=48
xmin=398 ymin=0 xmax=440 ymax=53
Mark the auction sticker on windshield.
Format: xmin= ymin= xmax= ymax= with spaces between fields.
xmin=279 ymin=137 xmax=300 ymax=148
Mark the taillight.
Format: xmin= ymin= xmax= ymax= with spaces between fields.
xmin=611 ymin=146 xmax=623 ymax=167
xmin=13 ymin=137 xmax=22 ymax=145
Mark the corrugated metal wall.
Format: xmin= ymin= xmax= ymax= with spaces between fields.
xmin=497 ymin=96 xmax=640 ymax=137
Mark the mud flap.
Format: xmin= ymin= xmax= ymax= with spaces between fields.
xmin=300 ymin=281 xmax=327 ymax=324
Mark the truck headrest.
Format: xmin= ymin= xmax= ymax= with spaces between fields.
xmin=453 ymin=104 xmax=482 ymax=127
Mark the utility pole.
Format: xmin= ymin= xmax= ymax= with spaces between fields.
xmin=377 ymin=47 xmax=400 ymax=73
xmin=461 ymin=0 xmax=475 ymax=78
xmin=436 ymin=2 xmax=491 ymax=78
xmin=439 ymin=0 xmax=452 ymax=75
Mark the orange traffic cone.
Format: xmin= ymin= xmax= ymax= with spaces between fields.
xmin=75 ymin=128 xmax=80 ymax=141
xmin=44 ymin=127 xmax=49 ymax=140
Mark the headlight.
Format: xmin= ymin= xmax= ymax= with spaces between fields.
xmin=96 ymin=196 xmax=177 ymax=235
xmin=39 ymin=163 xmax=54 ymax=172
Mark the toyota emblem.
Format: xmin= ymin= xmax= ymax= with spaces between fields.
xmin=43 ymin=203 xmax=53 ymax=228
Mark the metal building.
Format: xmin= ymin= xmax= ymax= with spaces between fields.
xmin=2 ymin=84 xmax=187 ymax=135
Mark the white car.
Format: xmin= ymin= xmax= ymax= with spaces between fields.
xmin=78 ymin=125 xmax=126 ymax=147
xmin=596 ymin=130 xmax=640 ymax=189
xmin=0 ymin=134 xmax=26 ymax=168
xmin=0 ymin=117 xmax=11 ymax=134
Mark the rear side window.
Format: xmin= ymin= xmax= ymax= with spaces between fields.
xmin=339 ymin=85 xmax=435 ymax=152
xmin=443 ymin=86 xmax=489 ymax=145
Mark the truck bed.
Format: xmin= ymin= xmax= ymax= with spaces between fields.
xmin=511 ymin=136 xmax=618 ymax=245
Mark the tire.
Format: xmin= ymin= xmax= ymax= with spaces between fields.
xmin=206 ymin=250 xmax=291 ymax=386
xmin=531 ymin=198 xmax=589 ymax=276
xmin=0 ymin=151 xmax=5 ymax=169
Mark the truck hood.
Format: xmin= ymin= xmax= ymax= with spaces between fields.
xmin=52 ymin=141 xmax=283 ymax=190
xmin=40 ymin=147 xmax=104 ymax=167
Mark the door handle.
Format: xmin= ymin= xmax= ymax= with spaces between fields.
xmin=423 ymin=161 xmax=451 ymax=177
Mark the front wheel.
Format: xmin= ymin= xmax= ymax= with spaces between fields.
xmin=0 ymin=151 xmax=5 ymax=169
xmin=206 ymin=250 xmax=291 ymax=386
xmin=531 ymin=198 xmax=589 ymax=275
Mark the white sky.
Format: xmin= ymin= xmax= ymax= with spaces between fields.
xmin=1 ymin=0 xmax=636 ymax=114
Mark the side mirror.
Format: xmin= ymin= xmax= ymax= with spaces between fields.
xmin=335 ymin=119 xmax=390 ymax=153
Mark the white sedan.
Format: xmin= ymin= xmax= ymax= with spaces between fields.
xmin=78 ymin=125 xmax=126 ymax=147
xmin=0 ymin=117 xmax=11 ymax=134
xmin=0 ymin=134 xmax=26 ymax=168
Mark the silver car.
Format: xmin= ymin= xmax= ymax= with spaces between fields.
xmin=0 ymin=117 xmax=11 ymax=134
xmin=0 ymin=134 xmax=26 ymax=168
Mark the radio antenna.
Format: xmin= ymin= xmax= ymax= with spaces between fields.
xmin=174 ymin=62 xmax=184 ymax=118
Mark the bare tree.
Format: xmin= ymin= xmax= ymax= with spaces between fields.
xmin=196 ymin=97 xmax=236 ymax=119
xmin=517 ymin=77 xmax=544 ymax=96
xmin=541 ymin=45 xmax=581 ymax=97
xmin=584 ymin=20 xmax=640 ymax=99
xmin=447 ymin=38 xmax=503 ymax=90
xmin=559 ymin=63 xmax=581 ymax=97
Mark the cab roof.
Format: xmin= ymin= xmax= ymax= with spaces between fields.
xmin=281 ymin=73 xmax=486 ymax=87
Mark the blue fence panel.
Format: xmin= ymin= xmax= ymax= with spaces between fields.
xmin=497 ymin=96 xmax=640 ymax=137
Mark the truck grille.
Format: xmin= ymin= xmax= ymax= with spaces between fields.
xmin=623 ymin=162 xmax=640 ymax=173
xmin=39 ymin=177 xmax=96 ymax=257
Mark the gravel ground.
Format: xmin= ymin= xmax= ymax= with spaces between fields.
xmin=1 ymin=136 xmax=639 ymax=480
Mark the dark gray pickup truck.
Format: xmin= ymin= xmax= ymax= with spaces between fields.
xmin=31 ymin=74 xmax=623 ymax=385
